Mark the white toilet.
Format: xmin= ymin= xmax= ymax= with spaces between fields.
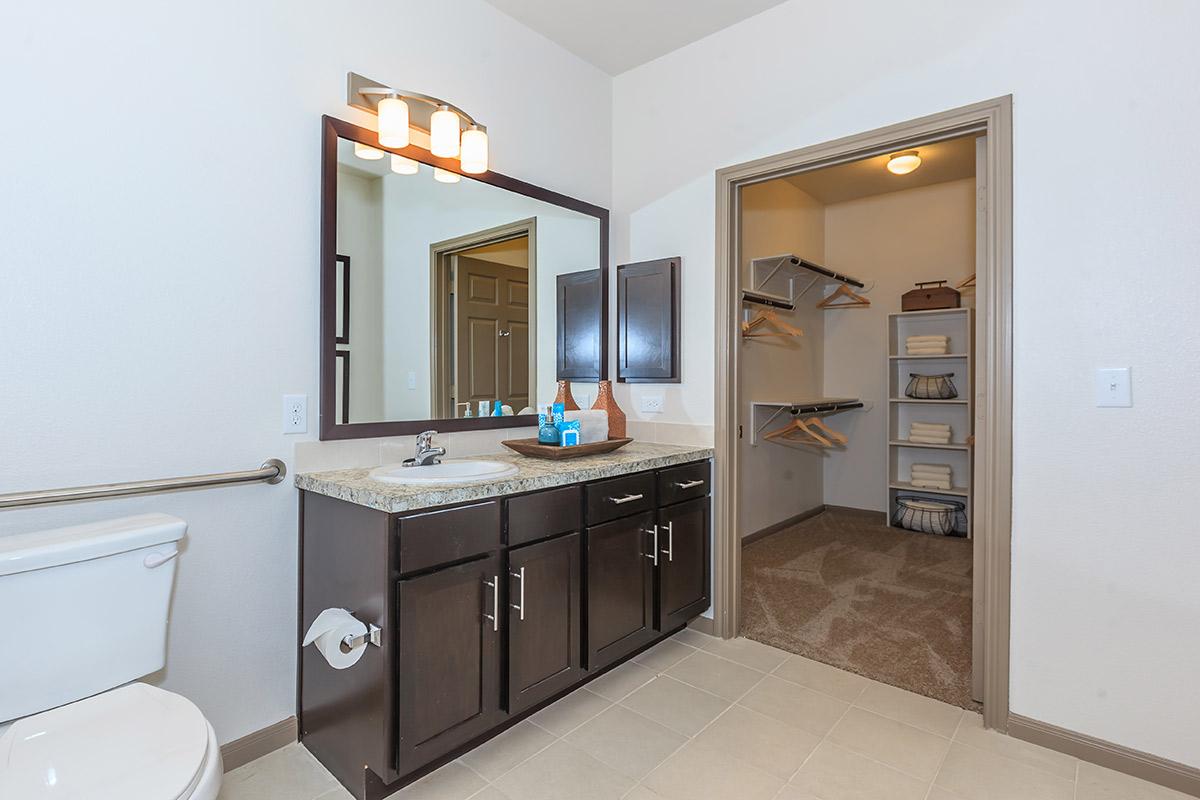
xmin=0 ymin=514 xmax=222 ymax=799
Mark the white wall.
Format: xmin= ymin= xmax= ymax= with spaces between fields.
xmin=613 ymin=0 xmax=1200 ymax=766
xmin=822 ymin=178 xmax=976 ymax=511
xmin=738 ymin=180 xmax=825 ymax=537
xmin=0 ymin=0 xmax=610 ymax=745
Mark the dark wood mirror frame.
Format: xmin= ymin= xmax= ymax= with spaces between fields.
xmin=320 ymin=115 xmax=609 ymax=440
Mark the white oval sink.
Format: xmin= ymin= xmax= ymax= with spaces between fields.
xmin=368 ymin=459 xmax=520 ymax=485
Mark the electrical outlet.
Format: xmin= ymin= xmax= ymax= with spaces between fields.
xmin=282 ymin=394 xmax=307 ymax=433
xmin=1095 ymin=367 xmax=1132 ymax=407
xmin=640 ymin=394 xmax=665 ymax=414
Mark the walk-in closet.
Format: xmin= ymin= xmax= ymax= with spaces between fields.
xmin=736 ymin=134 xmax=983 ymax=708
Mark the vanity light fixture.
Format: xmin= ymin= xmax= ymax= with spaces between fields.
xmin=390 ymin=154 xmax=419 ymax=175
xmin=353 ymin=142 xmax=385 ymax=160
xmin=887 ymin=150 xmax=922 ymax=175
xmin=433 ymin=167 xmax=461 ymax=184
xmin=347 ymin=72 xmax=488 ymax=174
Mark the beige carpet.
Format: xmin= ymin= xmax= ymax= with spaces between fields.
xmin=741 ymin=508 xmax=974 ymax=708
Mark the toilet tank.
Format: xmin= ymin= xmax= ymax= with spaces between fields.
xmin=0 ymin=513 xmax=187 ymax=722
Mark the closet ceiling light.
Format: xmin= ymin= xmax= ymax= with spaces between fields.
xmin=347 ymin=72 xmax=489 ymax=174
xmin=353 ymin=142 xmax=385 ymax=160
xmin=887 ymin=151 xmax=922 ymax=175
xmin=433 ymin=167 xmax=461 ymax=184
xmin=376 ymin=96 xmax=410 ymax=148
xmin=390 ymin=154 xmax=419 ymax=175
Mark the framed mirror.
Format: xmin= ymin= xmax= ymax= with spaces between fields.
xmin=320 ymin=116 xmax=609 ymax=440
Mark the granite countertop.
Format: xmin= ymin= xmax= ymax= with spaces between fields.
xmin=294 ymin=441 xmax=714 ymax=513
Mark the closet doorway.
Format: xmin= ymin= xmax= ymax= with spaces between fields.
xmin=713 ymin=97 xmax=1013 ymax=729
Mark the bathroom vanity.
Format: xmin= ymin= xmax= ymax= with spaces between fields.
xmin=295 ymin=443 xmax=712 ymax=799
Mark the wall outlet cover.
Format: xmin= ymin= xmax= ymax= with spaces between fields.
xmin=283 ymin=394 xmax=308 ymax=433
xmin=1095 ymin=367 xmax=1132 ymax=407
xmin=640 ymin=394 xmax=665 ymax=414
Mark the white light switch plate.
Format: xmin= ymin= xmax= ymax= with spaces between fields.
xmin=1095 ymin=367 xmax=1132 ymax=407
xmin=640 ymin=394 xmax=665 ymax=414
xmin=283 ymin=394 xmax=308 ymax=433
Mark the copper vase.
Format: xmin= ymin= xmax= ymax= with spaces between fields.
xmin=591 ymin=380 xmax=626 ymax=439
xmin=554 ymin=380 xmax=580 ymax=411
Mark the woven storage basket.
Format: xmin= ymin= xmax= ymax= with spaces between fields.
xmin=892 ymin=496 xmax=966 ymax=536
xmin=905 ymin=373 xmax=958 ymax=399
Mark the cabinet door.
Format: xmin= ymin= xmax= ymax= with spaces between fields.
xmin=508 ymin=533 xmax=583 ymax=714
xmin=556 ymin=268 xmax=605 ymax=381
xmin=396 ymin=554 xmax=503 ymax=773
xmin=616 ymin=257 xmax=680 ymax=383
xmin=586 ymin=511 xmax=656 ymax=670
xmin=656 ymin=497 xmax=710 ymax=631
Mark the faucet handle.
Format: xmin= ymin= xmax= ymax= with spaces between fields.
xmin=416 ymin=430 xmax=438 ymax=450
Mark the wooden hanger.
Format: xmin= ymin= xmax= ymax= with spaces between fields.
xmin=816 ymin=284 xmax=870 ymax=309
xmin=956 ymin=273 xmax=976 ymax=289
xmin=804 ymin=417 xmax=848 ymax=445
xmin=741 ymin=309 xmax=804 ymax=339
xmin=763 ymin=417 xmax=833 ymax=447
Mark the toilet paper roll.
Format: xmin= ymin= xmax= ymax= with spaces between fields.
xmin=303 ymin=608 xmax=368 ymax=670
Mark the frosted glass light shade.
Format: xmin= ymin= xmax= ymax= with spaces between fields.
xmin=887 ymin=151 xmax=921 ymax=175
xmin=354 ymin=142 xmax=385 ymax=160
xmin=377 ymin=97 xmax=410 ymax=148
xmin=433 ymin=167 xmax=460 ymax=184
xmin=430 ymin=106 xmax=461 ymax=158
xmin=460 ymin=127 xmax=489 ymax=174
xmin=390 ymin=154 xmax=418 ymax=175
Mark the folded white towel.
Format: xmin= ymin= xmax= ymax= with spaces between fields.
xmin=909 ymin=435 xmax=952 ymax=444
xmin=907 ymin=348 xmax=948 ymax=355
xmin=911 ymin=479 xmax=953 ymax=490
xmin=910 ymin=422 xmax=951 ymax=432
xmin=907 ymin=335 xmax=949 ymax=342
xmin=912 ymin=463 xmax=952 ymax=473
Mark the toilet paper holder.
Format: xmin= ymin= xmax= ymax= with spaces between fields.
xmin=339 ymin=623 xmax=382 ymax=654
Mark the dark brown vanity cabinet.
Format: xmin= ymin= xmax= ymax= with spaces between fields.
xmin=395 ymin=553 xmax=503 ymax=770
xmin=298 ymin=459 xmax=710 ymax=800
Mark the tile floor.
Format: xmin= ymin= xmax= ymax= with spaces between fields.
xmin=219 ymin=630 xmax=1192 ymax=800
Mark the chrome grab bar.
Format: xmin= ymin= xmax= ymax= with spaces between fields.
xmin=644 ymin=525 xmax=659 ymax=566
xmin=0 ymin=459 xmax=287 ymax=510
xmin=483 ymin=576 xmax=499 ymax=631
xmin=662 ymin=521 xmax=674 ymax=562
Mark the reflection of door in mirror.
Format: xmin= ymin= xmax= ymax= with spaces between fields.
xmin=452 ymin=250 xmax=530 ymax=416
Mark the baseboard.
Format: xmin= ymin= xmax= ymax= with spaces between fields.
xmin=687 ymin=615 xmax=715 ymax=636
xmin=1008 ymin=714 xmax=1200 ymax=797
xmin=221 ymin=716 xmax=298 ymax=772
xmin=741 ymin=505 xmax=826 ymax=546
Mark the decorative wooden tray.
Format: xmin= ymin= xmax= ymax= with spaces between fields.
xmin=501 ymin=437 xmax=633 ymax=459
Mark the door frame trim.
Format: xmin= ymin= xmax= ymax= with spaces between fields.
xmin=712 ymin=96 xmax=1013 ymax=730
xmin=430 ymin=218 xmax=538 ymax=418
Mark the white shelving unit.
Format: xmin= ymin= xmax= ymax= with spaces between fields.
xmin=886 ymin=308 xmax=974 ymax=537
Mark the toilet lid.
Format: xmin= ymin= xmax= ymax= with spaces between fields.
xmin=0 ymin=683 xmax=209 ymax=800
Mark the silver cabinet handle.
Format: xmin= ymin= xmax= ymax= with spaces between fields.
xmin=483 ymin=575 xmax=499 ymax=632
xmin=661 ymin=520 xmax=674 ymax=562
xmin=510 ymin=566 xmax=526 ymax=621
xmin=673 ymin=479 xmax=704 ymax=490
xmin=644 ymin=525 xmax=659 ymax=566
xmin=497 ymin=330 xmax=511 ymax=337
xmin=609 ymin=493 xmax=644 ymax=505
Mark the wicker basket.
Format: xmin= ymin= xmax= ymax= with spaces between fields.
xmin=905 ymin=373 xmax=958 ymax=400
xmin=892 ymin=496 xmax=966 ymax=536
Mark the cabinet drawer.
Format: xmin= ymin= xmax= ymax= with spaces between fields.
xmin=396 ymin=501 xmax=501 ymax=575
xmin=507 ymin=485 xmax=581 ymax=547
xmin=657 ymin=461 xmax=710 ymax=506
xmin=585 ymin=471 xmax=655 ymax=525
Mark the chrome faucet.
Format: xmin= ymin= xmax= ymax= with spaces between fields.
xmin=403 ymin=430 xmax=445 ymax=467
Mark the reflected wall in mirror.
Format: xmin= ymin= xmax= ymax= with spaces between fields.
xmin=321 ymin=116 xmax=608 ymax=439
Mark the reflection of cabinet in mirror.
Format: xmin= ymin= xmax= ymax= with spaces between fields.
xmin=556 ymin=268 xmax=606 ymax=383
xmin=320 ymin=116 xmax=609 ymax=440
